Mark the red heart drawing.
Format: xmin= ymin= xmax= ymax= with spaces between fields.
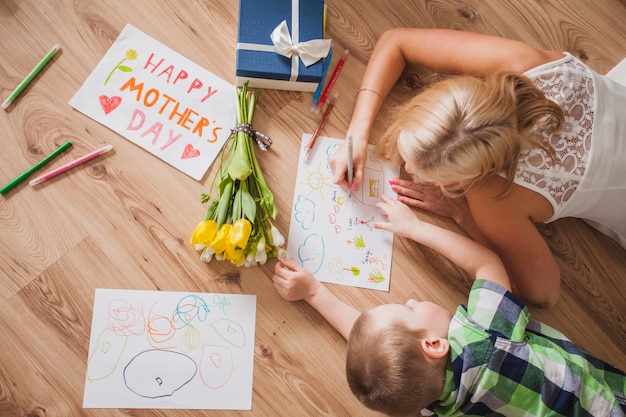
xmin=181 ymin=143 xmax=201 ymax=159
xmin=99 ymin=95 xmax=122 ymax=114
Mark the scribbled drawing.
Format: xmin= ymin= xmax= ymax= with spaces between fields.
xmin=123 ymin=349 xmax=197 ymax=399
xmin=368 ymin=252 xmax=388 ymax=270
xmin=368 ymin=268 xmax=385 ymax=284
xmin=181 ymin=325 xmax=202 ymax=353
xmin=327 ymin=257 xmax=344 ymax=279
xmin=212 ymin=319 xmax=246 ymax=348
xmin=361 ymin=166 xmax=385 ymax=206
xmin=147 ymin=313 xmax=178 ymax=349
xmin=211 ymin=294 xmax=231 ymax=314
xmin=199 ymin=344 xmax=234 ymax=389
xmin=324 ymin=143 xmax=340 ymax=170
xmin=107 ymin=299 xmax=146 ymax=336
xmin=368 ymin=178 xmax=379 ymax=197
xmin=347 ymin=235 xmax=366 ymax=250
xmin=298 ymin=234 xmax=325 ymax=274
xmin=294 ymin=195 xmax=316 ymax=230
xmin=175 ymin=295 xmax=211 ymax=326
xmin=86 ymin=328 xmax=129 ymax=382
xmin=104 ymin=49 xmax=137 ymax=85
xmin=356 ymin=216 xmax=376 ymax=231
xmin=344 ymin=266 xmax=361 ymax=276
xmin=301 ymin=159 xmax=335 ymax=201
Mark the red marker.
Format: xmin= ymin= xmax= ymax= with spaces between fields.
xmin=314 ymin=49 xmax=349 ymax=115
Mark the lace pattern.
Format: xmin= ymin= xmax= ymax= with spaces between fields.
xmin=517 ymin=55 xmax=595 ymax=206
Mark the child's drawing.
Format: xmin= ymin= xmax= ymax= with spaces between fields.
xmin=83 ymin=289 xmax=256 ymax=410
xmin=70 ymin=24 xmax=236 ymax=180
xmin=286 ymin=134 xmax=400 ymax=291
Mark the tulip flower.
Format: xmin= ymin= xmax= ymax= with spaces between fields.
xmin=191 ymin=83 xmax=285 ymax=266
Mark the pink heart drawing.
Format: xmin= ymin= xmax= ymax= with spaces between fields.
xmin=99 ymin=95 xmax=122 ymax=115
xmin=181 ymin=143 xmax=201 ymax=159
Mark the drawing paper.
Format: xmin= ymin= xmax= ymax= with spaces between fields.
xmin=83 ymin=288 xmax=256 ymax=409
xmin=70 ymin=24 xmax=237 ymax=180
xmin=286 ymin=134 xmax=400 ymax=291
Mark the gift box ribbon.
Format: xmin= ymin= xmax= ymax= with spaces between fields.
xmin=237 ymin=1 xmax=331 ymax=82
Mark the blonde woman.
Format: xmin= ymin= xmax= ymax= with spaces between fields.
xmin=330 ymin=28 xmax=626 ymax=307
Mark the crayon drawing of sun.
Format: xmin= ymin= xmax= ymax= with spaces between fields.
xmin=301 ymin=160 xmax=334 ymax=200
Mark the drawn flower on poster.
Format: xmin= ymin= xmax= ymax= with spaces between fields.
xmin=105 ymin=49 xmax=138 ymax=86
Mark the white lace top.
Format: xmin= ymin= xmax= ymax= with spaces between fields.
xmin=516 ymin=53 xmax=626 ymax=248
xmin=517 ymin=53 xmax=594 ymax=208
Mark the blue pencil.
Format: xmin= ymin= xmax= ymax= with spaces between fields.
xmin=311 ymin=47 xmax=333 ymax=112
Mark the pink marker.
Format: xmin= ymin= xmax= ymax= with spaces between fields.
xmin=29 ymin=144 xmax=113 ymax=186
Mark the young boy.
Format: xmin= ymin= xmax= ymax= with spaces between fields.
xmin=272 ymin=195 xmax=626 ymax=416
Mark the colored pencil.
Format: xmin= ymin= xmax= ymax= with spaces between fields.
xmin=0 ymin=140 xmax=72 ymax=194
xmin=304 ymin=94 xmax=338 ymax=161
xmin=347 ymin=131 xmax=353 ymax=197
xmin=2 ymin=44 xmax=61 ymax=110
xmin=314 ymin=49 xmax=349 ymax=115
xmin=29 ymin=144 xmax=113 ymax=186
xmin=311 ymin=47 xmax=333 ymax=112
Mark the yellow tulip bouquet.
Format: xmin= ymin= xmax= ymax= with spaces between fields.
xmin=190 ymin=83 xmax=284 ymax=266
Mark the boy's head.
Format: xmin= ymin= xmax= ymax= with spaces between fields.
xmin=346 ymin=300 xmax=452 ymax=416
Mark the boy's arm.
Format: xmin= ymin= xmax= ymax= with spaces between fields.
xmin=273 ymin=258 xmax=360 ymax=340
xmin=375 ymin=195 xmax=512 ymax=291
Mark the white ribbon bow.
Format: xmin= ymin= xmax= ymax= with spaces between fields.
xmin=270 ymin=20 xmax=331 ymax=67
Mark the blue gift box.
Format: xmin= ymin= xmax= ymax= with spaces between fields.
xmin=236 ymin=0 xmax=328 ymax=92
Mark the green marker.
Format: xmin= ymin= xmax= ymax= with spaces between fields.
xmin=0 ymin=140 xmax=72 ymax=195
xmin=2 ymin=44 xmax=61 ymax=110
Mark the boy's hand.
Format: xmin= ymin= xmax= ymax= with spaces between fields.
xmin=272 ymin=258 xmax=321 ymax=302
xmin=374 ymin=194 xmax=420 ymax=238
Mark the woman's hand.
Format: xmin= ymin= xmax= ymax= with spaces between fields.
xmin=390 ymin=178 xmax=470 ymax=224
xmin=329 ymin=135 xmax=368 ymax=193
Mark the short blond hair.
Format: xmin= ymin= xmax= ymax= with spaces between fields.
xmin=375 ymin=72 xmax=564 ymax=197
xmin=346 ymin=311 xmax=445 ymax=416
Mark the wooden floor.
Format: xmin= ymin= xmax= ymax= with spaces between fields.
xmin=1 ymin=1 xmax=625 ymax=416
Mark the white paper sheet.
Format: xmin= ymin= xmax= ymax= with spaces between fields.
xmin=286 ymin=134 xmax=400 ymax=291
xmin=83 ymin=289 xmax=256 ymax=409
xmin=70 ymin=24 xmax=237 ymax=180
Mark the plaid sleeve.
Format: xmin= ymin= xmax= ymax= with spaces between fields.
xmin=465 ymin=280 xmax=530 ymax=342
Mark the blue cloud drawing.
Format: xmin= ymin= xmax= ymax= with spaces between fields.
xmin=294 ymin=195 xmax=315 ymax=230
xmin=298 ymin=234 xmax=324 ymax=274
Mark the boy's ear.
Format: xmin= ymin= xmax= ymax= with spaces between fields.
xmin=421 ymin=337 xmax=450 ymax=360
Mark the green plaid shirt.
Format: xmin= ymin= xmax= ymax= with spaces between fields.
xmin=429 ymin=280 xmax=626 ymax=416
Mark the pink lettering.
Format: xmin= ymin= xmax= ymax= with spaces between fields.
xmin=200 ymin=86 xmax=218 ymax=102
xmin=127 ymin=109 xmax=145 ymax=130
xmin=141 ymin=122 xmax=164 ymax=145
xmin=160 ymin=130 xmax=182 ymax=150
xmin=143 ymin=53 xmax=164 ymax=73
xmin=187 ymin=78 xmax=203 ymax=93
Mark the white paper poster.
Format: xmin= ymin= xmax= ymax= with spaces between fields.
xmin=70 ymin=24 xmax=236 ymax=180
xmin=83 ymin=288 xmax=256 ymax=410
xmin=286 ymin=134 xmax=399 ymax=291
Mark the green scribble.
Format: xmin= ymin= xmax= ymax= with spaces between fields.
xmin=368 ymin=268 xmax=385 ymax=284
xmin=343 ymin=267 xmax=361 ymax=276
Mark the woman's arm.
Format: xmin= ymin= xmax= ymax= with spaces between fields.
xmin=467 ymin=180 xmax=561 ymax=308
xmin=330 ymin=28 xmax=562 ymax=191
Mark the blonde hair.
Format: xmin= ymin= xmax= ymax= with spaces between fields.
xmin=346 ymin=311 xmax=445 ymax=416
xmin=376 ymin=72 xmax=564 ymax=197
